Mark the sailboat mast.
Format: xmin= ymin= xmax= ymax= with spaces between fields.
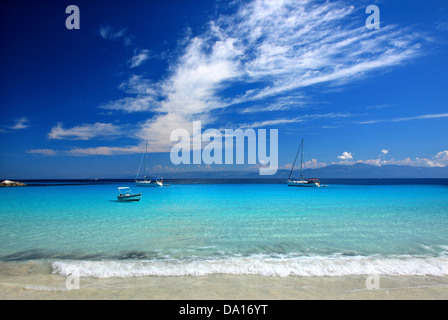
xmin=288 ymin=138 xmax=303 ymax=180
xmin=144 ymin=141 xmax=148 ymax=178
xmin=300 ymin=139 xmax=304 ymax=179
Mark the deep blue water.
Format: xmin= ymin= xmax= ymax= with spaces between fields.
xmin=1 ymin=179 xmax=447 ymax=277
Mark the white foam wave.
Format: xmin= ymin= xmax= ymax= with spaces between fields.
xmin=51 ymin=254 xmax=448 ymax=278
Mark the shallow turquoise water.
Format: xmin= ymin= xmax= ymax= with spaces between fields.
xmin=1 ymin=182 xmax=447 ymax=277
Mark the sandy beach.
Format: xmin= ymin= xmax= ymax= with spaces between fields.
xmin=1 ymin=267 xmax=447 ymax=300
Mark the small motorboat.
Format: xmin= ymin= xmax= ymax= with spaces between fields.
xmin=117 ymin=187 xmax=142 ymax=202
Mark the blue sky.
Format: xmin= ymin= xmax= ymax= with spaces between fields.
xmin=1 ymin=0 xmax=447 ymax=179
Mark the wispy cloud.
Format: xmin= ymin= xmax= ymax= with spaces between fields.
xmin=238 ymin=94 xmax=306 ymax=114
xmin=48 ymin=122 xmax=124 ymax=140
xmin=129 ymin=49 xmax=151 ymax=68
xmin=26 ymin=149 xmax=58 ymax=156
xmin=25 ymin=145 xmax=145 ymax=157
xmin=220 ymin=1 xmax=423 ymax=102
xmin=100 ymin=25 xmax=126 ymax=39
xmin=99 ymin=25 xmax=132 ymax=45
xmin=99 ymin=96 xmax=156 ymax=113
xmin=133 ymin=32 xmax=243 ymax=150
xmin=99 ymin=75 xmax=158 ymax=113
xmin=118 ymin=75 xmax=157 ymax=95
xmin=241 ymin=117 xmax=303 ymax=128
xmin=10 ymin=117 xmax=30 ymax=130
xmin=241 ymin=112 xmax=354 ymax=128
xmin=1 ymin=117 xmax=30 ymax=132
xmin=356 ymin=113 xmax=448 ymax=124
xmin=67 ymin=145 xmax=144 ymax=156
xmin=98 ymin=0 xmax=426 ymax=151
xmin=238 ymin=103 xmax=294 ymax=114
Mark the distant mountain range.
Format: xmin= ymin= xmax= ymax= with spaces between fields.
xmin=295 ymin=163 xmax=448 ymax=179
xmin=156 ymin=163 xmax=448 ymax=179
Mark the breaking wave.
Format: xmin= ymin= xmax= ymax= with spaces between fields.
xmin=51 ymin=253 xmax=448 ymax=278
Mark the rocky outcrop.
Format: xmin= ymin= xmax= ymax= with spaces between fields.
xmin=1 ymin=180 xmax=26 ymax=187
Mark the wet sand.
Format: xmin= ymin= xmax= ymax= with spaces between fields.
xmin=1 ymin=271 xmax=447 ymax=300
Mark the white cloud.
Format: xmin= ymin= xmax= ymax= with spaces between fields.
xmin=131 ymin=32 xmax=243 ymax=151
xmin=435 ymin=150 xmax=448 ymax=161
xmin=381 ymin=149 xmax=389 ymax=155
xmin=99 ymin=96 xmax=156 ymax=113
xmin=337 ymin=151 xmax=353 ymax=160
xmin=48 ymin=123 xmax=124 ymax=140
xmin=239 ymin=104 xmax=292 ymax=114
xmin=100 ymin=25 xmax=127 ymax=40
xmin=118 ymin=75 xmax=156 ymax=95
xmin=299 ymin=150 xmax=448 ymax=168
xmin=99 ymin=75 xmax=159 ymax=113
xmin=99 ymin=0 xmax=426 ymax=151
xmin=303 ymin=159 xmax=327 ymax=169
xmin=10 ymin=117 xmax=30 ymax=130
xmin=129 ymin=49 xmax=150 ymax=68
xmin=238 ymin=94 xmax=306 ymax=114
xmin=26 ymin=149 xmax=57 ymax=156
xmin=242 ymin=118 xmax=303 ymax=128
xmin=219 ymin=1 xmax=423 ymax=102
xmin=357 ymin=113 xmax=448 ymax=124
xmin=336 ymin=150 xmax=448 ymax=168
xmin=67 ymin=145 xmax=144 ymax=156
xmin=99 ymin=25 xmax=133 ymax=46
xmin=356 ymin=157 xmax=444 ymax=168
xmin=241 ymin=113 xmax=354 ymax=128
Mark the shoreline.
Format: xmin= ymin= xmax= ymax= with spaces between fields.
xmin=1 ymin=273 xmax=447 ymax=300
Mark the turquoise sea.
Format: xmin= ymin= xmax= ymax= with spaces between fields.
xmin=1 ymin=179 xmax=447 ymax=278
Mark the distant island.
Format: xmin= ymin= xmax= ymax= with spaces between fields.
xmin=153 ymin=163 xmax=448 ymax=179
xmin=291 ymin=163 xmax=448 ymax=179
xmin=3 ymin=164 xmax=448 ymax=181
xmin=0 ymin=180 xmax=26 ymax=187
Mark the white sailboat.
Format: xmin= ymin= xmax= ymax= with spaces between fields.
xmin=135 ymin=141 xmax=164 ymax=187
xmin=287 ymin=139 xmax=322 ymax=187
